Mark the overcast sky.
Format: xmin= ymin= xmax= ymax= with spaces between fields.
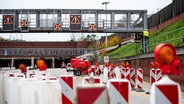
xmin=0 ymin=0 xmax=172 ymax=41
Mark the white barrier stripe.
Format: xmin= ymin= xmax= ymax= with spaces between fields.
xmin=94 ymin=88 xmax=108 ymax=104
xmin=137 ymin=71 xmax=143 ymax=79
xmin=124 ymin=70 xmax=130 ymax=77
xmin=155 ymin=86 xmax=171 ymax=104
xmin=156 ymin=72 xmax=162 ymax=81
xmin=60 ymin=78 xmax=73 ymax=102
xmin=109 ymin=83 xmax=127 ymax=104
xmin=150 ymin=71 xmax=156 ymax=79
xmin=137 ymin=79 xmax=143 ymax=87
xmin=130 ymin=70 xmax=135 ymax=78
xmin=130 ymin=79 xmax=136 ymax=86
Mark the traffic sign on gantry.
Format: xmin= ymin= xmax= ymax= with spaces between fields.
xmin=70 ymin=15 xmax=81 ymax=31
xmin=3 ymin=15 xmax=14 ymax=31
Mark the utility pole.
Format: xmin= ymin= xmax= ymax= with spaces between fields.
xmin=102 ymin=1 xmax=110 ymax=50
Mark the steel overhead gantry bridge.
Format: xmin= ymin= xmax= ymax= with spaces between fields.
xmin=0 ymin=9 xmax=147 ymax=33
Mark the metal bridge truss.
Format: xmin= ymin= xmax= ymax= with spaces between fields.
xmin=0 ymin=9 xmax=147 ymax=33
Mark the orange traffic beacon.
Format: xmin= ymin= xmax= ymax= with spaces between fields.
xmin=151 ymin=43 xmax=181 ymax=104
xmin=154 ymin=43 xmax=180 ymax=75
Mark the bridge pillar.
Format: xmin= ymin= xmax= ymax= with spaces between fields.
xmin=11 ymin=58 xmax=14 ymax=68
xmin=111 ymin=12 xmax=114 ymax=29
xmin=14 ymin=11 xmax=19 ymax=30
xmin=31 ymin=57 xmax=34 ymax=67
xmin=36 ymin=12 xmax=40 ymax=28
xmin=143 ymin=11 xmax=147 ymax=30
xmin=95 ymin=11 xmax=98 ymax=29
xmin=127 ymin=12 xmax=131 ymax=30
xmin=52 ymin=57 xmax=55 ymax=68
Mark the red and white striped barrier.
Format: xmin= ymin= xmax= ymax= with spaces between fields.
xmin=120 ymin=67 xmax=130 ymax=80
xmin=130 ymin=68 xmax=136 ymax=90
xmin=75 ymin=85 xmax=109 ymax=104
xmin=82 ymin=76 xmax=101 ymax=84
xmin=120 ymin=67 xmax=125 ymax=79
xmin=156 ymin=68 xmax=162 ymax=81
xmin=94 ymin=66 xmax=101 ymax=76
xmin=150 ymin=75 xmax=182 ymax=104
xmin=109 ymin=67 xmax=116 ymax=79
xmin=88 ymin=65 xmax=96 ymax=75
xmin=59 ymin=75 xmax=74 ymax=104
xmin=150 ymin=68 xmax=156 ymax=86
xmin=136 ymin=68 xmax=145 ymax=92
xmin=107 ymin=79 xmax=129 ymax=104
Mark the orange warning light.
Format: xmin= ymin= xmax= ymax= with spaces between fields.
xmin=36 ymin=59 xmax=45 ymax=68
xmin=125 ymin=62 xmax=130 ymax=68
xmin=150 ymin=61 xmax=156 ymax=68
xmin=19 ymin=63 xmax=26 ymax=70
xmin=158 ymin=45 xmax=175 ymax=65
xmin=121 ymin=62 xmax=126 ymax=67
xmin=154 ymin=43 xmax=180 ymax=75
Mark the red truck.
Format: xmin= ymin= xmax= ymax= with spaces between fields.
xmin=66 ymin=58 xmax=91 ymax=76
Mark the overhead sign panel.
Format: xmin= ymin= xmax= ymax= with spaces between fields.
xmin=54 ymin=23 xmax=61 ymax=31
xmin=3 ymin=15 xmax=14 ymax=31
xmin=70 ymin=15 xmax=81 ymax=31
xmin=89 ymin=24 xmax=96 ymax=31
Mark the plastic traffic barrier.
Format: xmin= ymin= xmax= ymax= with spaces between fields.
xmin=136 ymin=68 xmax=145 ymax=92
xmin=36 ymin=79 xmax=61 ymax=104
xmin=130 ymin=68 xmax=136 ymax=90
xmin=151 ymin=43 xmax=181 ymax=104
xmin=7 ymin=76 xmax=25 ymax=104
xmin=156 ymin=68 xmax=162 ymax=81
xmin=82 ymin=76 xmax=101 ymax=84
xmin=107 ymin=79 xmax=130 ymax=104
xmin=150 ymin=75 xmax=182 ymax=104
xmin=18 ymin=78 xmax=38 ymax=104
xmin=59 ymin=75 xmax=74 ymax=104
xmin=75 ymin=84 xmax=109 ymax=104
xmin=150 ymin=68 xmax=156 ymax=86
xmin=103 ymin=67 xmax=109 ymax=83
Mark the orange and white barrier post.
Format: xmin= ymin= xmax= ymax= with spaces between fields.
xmin=136 ymin=68 xmax=145 ymax=92
xmin=130 ymin=68 xmax=136 ymax=90
xmin=151 ymin=43 xmax=181 ymax=104
xmin=107 ymin=79 xmax=129 ymax=104
xmin=59 ymin=75 xmax=74 ymax=104
xmin=151 ymin=75 xmax=182 ymax=104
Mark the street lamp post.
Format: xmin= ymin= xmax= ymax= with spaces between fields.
xmin=102 ymin=1 xmax=110 ymax=50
